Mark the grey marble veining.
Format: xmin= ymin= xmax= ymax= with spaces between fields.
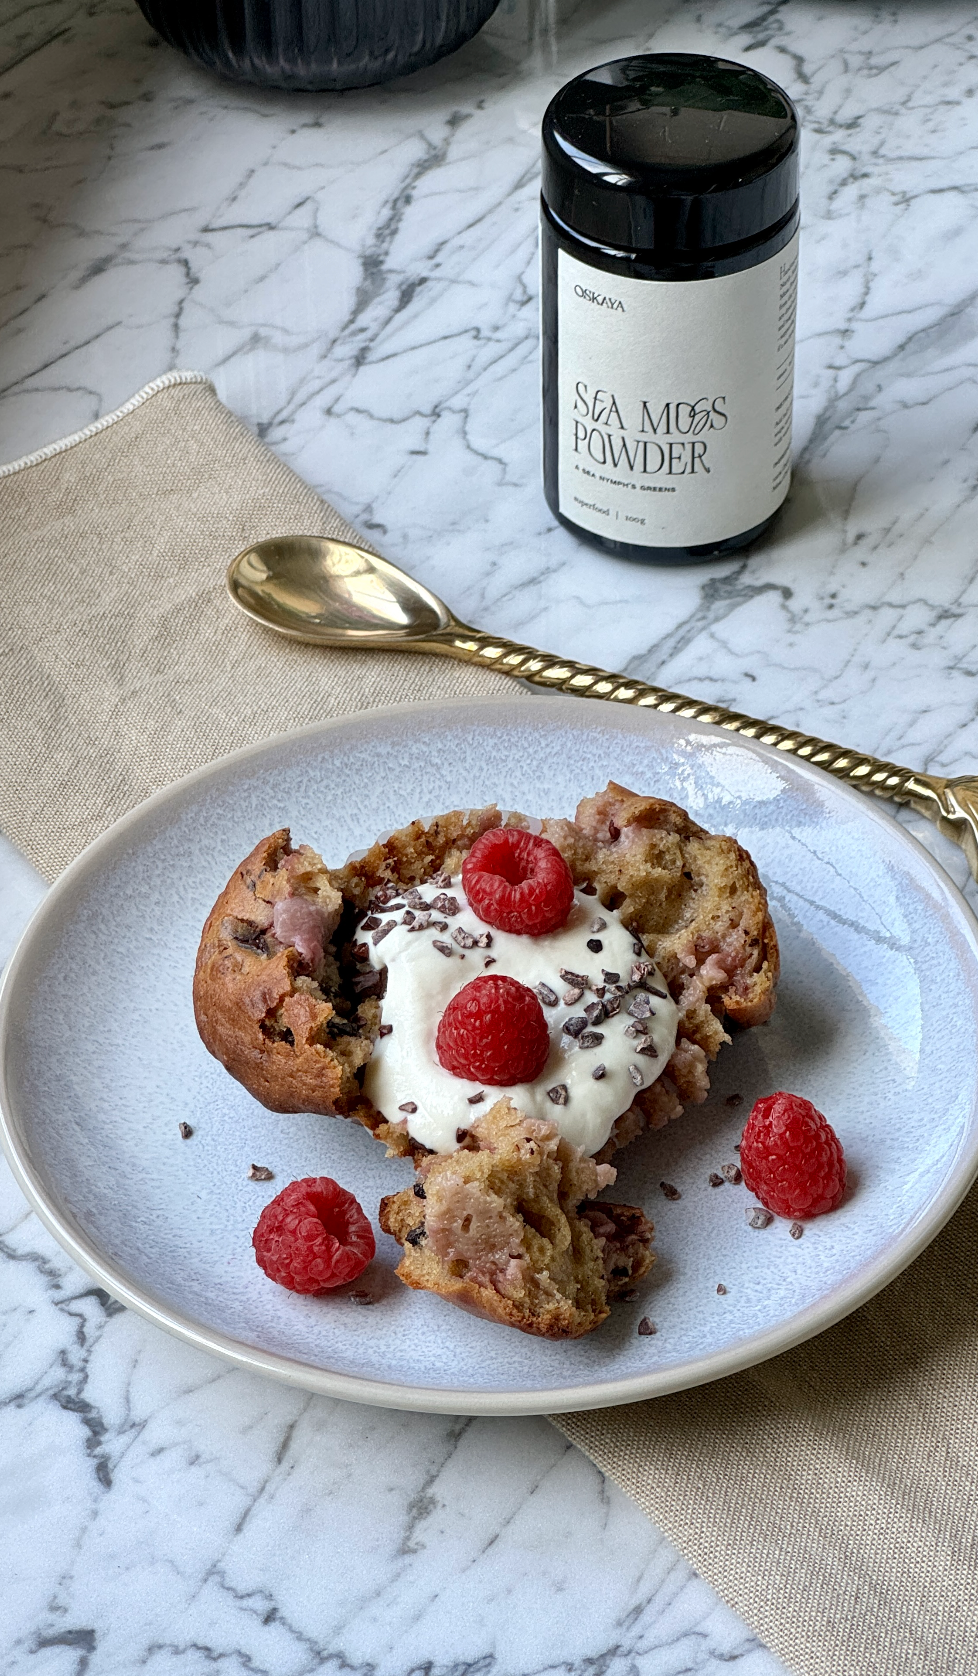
xmin=2 ymin=0 xmax=977 ymax=1670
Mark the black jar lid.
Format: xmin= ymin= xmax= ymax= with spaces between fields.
xmin=542 ymin=53 xmax=799 ymax=258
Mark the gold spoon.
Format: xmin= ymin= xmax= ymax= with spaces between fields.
xmin=227 ymin=533 xmax=978 ymax=882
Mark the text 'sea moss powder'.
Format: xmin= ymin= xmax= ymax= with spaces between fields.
xmin=540 ymin=54 xmax=800 ymax=565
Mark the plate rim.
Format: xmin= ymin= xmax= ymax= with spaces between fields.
xmin=2 ymin=692 xmax=977 ymax=1416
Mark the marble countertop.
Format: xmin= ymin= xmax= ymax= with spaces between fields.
xmin=3 ymin=0 xmax=977 ymax=1671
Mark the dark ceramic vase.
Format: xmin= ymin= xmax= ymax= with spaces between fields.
xmin=136 ymin=0 xmax=503 ymax=91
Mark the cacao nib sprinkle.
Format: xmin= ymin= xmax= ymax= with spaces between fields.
xmin=477 ymin=931 xmax=493 ymax=948
xmin=349 ymin=1290 xmax=375 ymax=1305
xmin=562 ymin=986 xmax=584 ymax=1006
xmin=632 ymin=941 xmax=644 ymax=956
xmin=361 ymin=915 xmax=382 ymax=931
xmin=637 ymin=1317 xmax=656 ymax=1336
xmin=587 ymin=938 xmax=603 ymax=953
xmin=578 ymin=1031 xmax=604 ymax=1050
xmin=624 ymin=1020 xmax=647 ymax=1039
xmin=636 ymin=1041 xmax=659 ymax=1058
xmin=659 ymin=1181 xmax=681 ymax=1201
xmin=432 ymin=920 xmax=449 ymax=933
xmin=584 ymin=1000 xmax=605 ymax=1025
xmin=432 ymin=940 xmax=454 ymax=958
xmin=717 ymin=1283 xmax=728 ymax=1295
xmin=594 ymin=985 xmax=606 ymax=999
xmin=378 ymin=1023 xmax=393 ymax=1037
xmin=466 ymin=1091 xmax=485 ymax=1105
xmin=178 ymin=1122 xmax=193 ymax=1140
xmin=430 ymin=893 xmax=460 ymax=916
xmin=602 ymin=970 xmax=620 ymax=985
xmin=709 ymin=1172 xmax=724 ymax=1188
xmin=456 ymin=1127 xmax=469 ymax=1143
xmin=560 ymin=967 xmax=589 ymax=990
xmin=535 ymin=983 xmax=559 ymax=1007
xmin=401 ymin=911 xmax=416 ymax=924
xmin=628 ymin=1064 xmax=643 ymax=1088
xmin=386 ymin=902 xmax=405 ymax=911
xmin=630 ymin=961 xmax=654 ymax=985
xmin=353 ymin=942 xmax=370 ymax=962
xmin=399 ymin=1101 xmax=418 ymax=1114
xmin=628 ymin=993 xmax=652 ymax=1019
xmin=352 ymin=970 xmax=382 ymax=993
xmin=404 ymin=888 xmax=427 ymax=909
xmin=580 ymin=881 xmax=597 ymax=895
xmin=746 ymin=1206 xmax=773 ymax=1229
xmin=413 ymin=1181 xmax=426 ymax=1198
xmin=406 ymin=914 xmax=432 ymax=933
xmin=603 ymin=994 xmax=622 ymax=1017
xmin=790 ymin=1222 xmax=804 ymax=1240
xmin=721 ymin=1163 xmax=742 ymax=1185
xmin=590 ymin=917 xmax=607 ymax=933
xmin=647 ymin=987 xmax=668 ymax=1001
xmin=726 ymin=1093 xmax=744 ymax=1108
xmin=248 ymin=1164 xmax=274 ymax=1181
xmin=406 ymin=1225 xmax=426 ymax=1246
xmin=563 ymin=1015 xmax=587 ymax=1038
xmin=371 ymin=920 xmax=396 ymax=945
xmin=591 ymin=1063 xmax=606 ymax=1080
xmin=484 ymin=956 xmax=497 ymax=967
xmin=431 ymin=871 xmax=453 ymax=888
xmin=547 ymin=1084 xmax=569 ymax=1106
xmin=452 ymin=927 xmax=478 ymax=949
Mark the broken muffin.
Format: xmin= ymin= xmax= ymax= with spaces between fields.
xmin=194 ymin=783 xmax=778 ymax=1338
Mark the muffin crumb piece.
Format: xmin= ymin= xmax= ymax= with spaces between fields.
xmin=379 ymin=1099 xmax=654 ymax=1339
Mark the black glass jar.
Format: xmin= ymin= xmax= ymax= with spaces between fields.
xmin=541 ymin=54 xmax=800 ymax=564
xmin=136 ymin=0 xmax=502 ymax=91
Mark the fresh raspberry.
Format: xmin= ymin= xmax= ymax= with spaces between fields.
xmin=462 ymin=828 xmax=574 ymax=936
xmin=252 ymin=1177 xmax=375 ymax=1294
xmin=436 ymin=974 xmax=550 ymax=1085
xmin=740 ymin=1092 xmax=846 ymax=1220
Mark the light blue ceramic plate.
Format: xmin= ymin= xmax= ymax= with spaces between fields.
xmin=2 ymin=696 xmax=977 ymax=1415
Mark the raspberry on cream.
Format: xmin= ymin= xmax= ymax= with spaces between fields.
xmin=364 ymin=878 xmax=679 ymax=1156
xmin=436 ymin=974 xmax=551 ymax=1085
xmin=462 ymin=826 xmax=575 ymax=935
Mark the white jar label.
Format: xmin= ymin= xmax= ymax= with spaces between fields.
xmin=556 ymin=232 xmax=798 ymax=547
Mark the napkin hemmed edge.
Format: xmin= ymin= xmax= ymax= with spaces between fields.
xmin=0 ymin=369 xmax=212 ymax=481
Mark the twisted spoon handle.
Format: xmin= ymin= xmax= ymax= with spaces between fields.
xmin=428 ymin=624 xmax=978 ymax=883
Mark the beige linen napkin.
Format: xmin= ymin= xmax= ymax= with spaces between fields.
xmin=0 ymin=371 xmax=512 ymax=879
xmin=2 ymin=372 xmax=976 ymax=1676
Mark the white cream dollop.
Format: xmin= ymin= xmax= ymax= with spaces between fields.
xmin=362 ymin=878 xmax=679 ymax=1156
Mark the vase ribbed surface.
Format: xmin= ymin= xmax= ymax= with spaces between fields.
xmin=136 ymin=0 xmax=502 ymax=90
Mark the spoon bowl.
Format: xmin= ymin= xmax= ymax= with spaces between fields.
xmin=227 ymin=535 xmax=458 ymax=647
